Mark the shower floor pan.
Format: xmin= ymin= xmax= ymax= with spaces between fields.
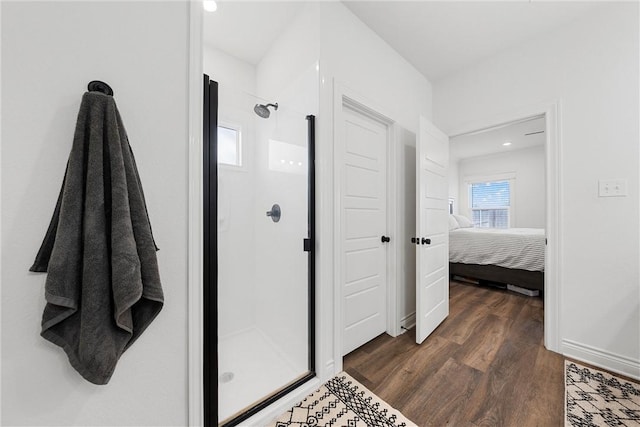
xmin=218 ymin=328 xmax=302 ymax=423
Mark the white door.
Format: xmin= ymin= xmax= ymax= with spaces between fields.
xmin=416 ymin=116 xmax=449 ymax=345
xmin=340 ymin=105 xmax=388 ymax=355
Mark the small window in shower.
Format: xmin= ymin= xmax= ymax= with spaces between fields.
xmin=217 ymin=124 xmax=241 ymax=167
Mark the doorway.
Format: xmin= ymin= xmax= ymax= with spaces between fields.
xmin=447 ymin=104 xmax=561 ymax=353
xmin=333 ymin=91 xmax=398 ymax=358
xmin=335 ymin=104 xmax=560 ymax=372
xmin=338 ymin=102 xmax=390 ymax=355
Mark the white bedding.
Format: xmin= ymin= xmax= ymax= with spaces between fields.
xmin=449 ymin=228 xmax=545 ymax=272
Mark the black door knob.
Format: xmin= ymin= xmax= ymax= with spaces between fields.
xmin=381 ymin=235 xmax=391 ymax=243
xmin=421 ymin=238 xmax=431 ymax=245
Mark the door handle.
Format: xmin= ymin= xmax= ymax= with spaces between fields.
xmin=421 ymin=238 xmax=431 ymax=245
xmin=381 ymin=235 xmax=391 ymax=243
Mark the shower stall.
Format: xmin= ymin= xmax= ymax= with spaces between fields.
xmin=203 ymin=69 xmax=316 ymax=426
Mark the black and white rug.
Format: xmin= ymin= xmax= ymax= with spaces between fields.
xmin=269 ymin=373 xmax=416 ymax=427
xmin=565 ymin=361 xmax=640 ymax=426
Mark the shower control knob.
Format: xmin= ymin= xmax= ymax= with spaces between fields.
xmin=381 ymin=235 xmax=391 ymax=243
xmin=266 ymin=204 xmax=281 ymax=222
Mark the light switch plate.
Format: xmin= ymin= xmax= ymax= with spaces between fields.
xmin=598 ymin=179 xmax=628 ymax=197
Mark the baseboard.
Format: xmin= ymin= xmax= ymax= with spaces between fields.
xmin=400 ymin=312 xmax=416 ymax=332
xmin=325 ymin=359 xmax=335 ymax=377
xmin=562 ymin=339 xmax=640 ymax=381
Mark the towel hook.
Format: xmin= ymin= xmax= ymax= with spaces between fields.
xmin=87 ymin=80 xmax=114 ymax=96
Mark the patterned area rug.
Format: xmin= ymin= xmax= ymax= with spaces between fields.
xmin=269 ymin=373 xmax=417 ymax=427
xmin=565 ymin=361 xmax=640 ymax=426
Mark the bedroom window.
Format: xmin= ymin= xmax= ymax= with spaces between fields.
xmin=217 ymin=124 xmax=242 ymax=167
xmin=470 ymin=180 xmax=511 ymax=228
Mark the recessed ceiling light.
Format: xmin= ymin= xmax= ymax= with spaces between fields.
xmin=503 ymin=141 xmax=512 ymax=146
xmin=203 ymin=0 xmax=217 ymax=12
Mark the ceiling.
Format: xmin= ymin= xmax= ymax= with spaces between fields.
xmin=203 ymin=1 xmax=304 ymax=64
xmin=343 ymin=1 xmax=605 ymax=81
xmin=203 ymin=1 xmax=606 ymax=80
xmin=450 ymin=116 xmax=545 ymax=161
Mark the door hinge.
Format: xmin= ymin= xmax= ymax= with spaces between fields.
xmin=303 ymin=238 xmax=312 ymax=252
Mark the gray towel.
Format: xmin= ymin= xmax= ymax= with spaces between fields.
xmin=30 ymin=91 xmax=163 ymax=385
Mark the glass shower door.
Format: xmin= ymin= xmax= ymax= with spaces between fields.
xmin=204 ymin=75 xmax=315 ymax=427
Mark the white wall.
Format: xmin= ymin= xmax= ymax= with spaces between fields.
xmin=204 ymin=44 xmax=256 ymax=99
xmin=1 ymin=2 xmax=190 ymax=426
xmin=319 ymin=2 xmax=432 ymax=133
xmin=434 ymin=4 xmax=639 ymax=377
xmin=449 ymin=160 xmax=459 ymax=214
xmin=457 ymin=146 xmax=546 ymax=228
xmin=254 ymin=4 xmax=320 ymax=372
xmin=256 ymin=4 xmax=320 ymax=104
xmin=203 ymin=45 xmax=258 ymax=337
xmin=316 ymin=2 xmax=432 ymax=371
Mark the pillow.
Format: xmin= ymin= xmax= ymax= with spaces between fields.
xmin=448 ymin=215 xmax=460 ymax=231
xmin=453 ymin=214 xmax=474 ymax=228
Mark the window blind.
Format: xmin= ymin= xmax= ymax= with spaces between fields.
xmin=471 ymin=180 xmax=510 ymax=208
xmin=470 ymin=180 xmax=511 ymax=228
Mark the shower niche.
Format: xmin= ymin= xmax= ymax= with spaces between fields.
xmin=203 ymin=53 xmax=317 ymax=425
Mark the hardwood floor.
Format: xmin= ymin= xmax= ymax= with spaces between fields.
xmin=343 ymin=280 xmax=565 ymax=427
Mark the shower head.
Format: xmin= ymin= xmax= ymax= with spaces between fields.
xmin=254 ymin=102 xmax=278 ymax=119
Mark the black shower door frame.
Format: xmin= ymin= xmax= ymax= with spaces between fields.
xmin=203 ymin=74 xmax=316 ymax=427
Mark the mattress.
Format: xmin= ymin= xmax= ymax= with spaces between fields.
xmin=449 ymin=228 xmax=545 ymax=272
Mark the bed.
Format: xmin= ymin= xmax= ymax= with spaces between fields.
xmin=449 ymin=216 xmax=545 ymax=292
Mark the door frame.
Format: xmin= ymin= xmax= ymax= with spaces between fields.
xmin=448 ymin=101 xmax=562 ymax=353
xmin=332 ymin=82 xmax=399 ymax=372
xmin=187 ymin=3 xmax=204 ymax=425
